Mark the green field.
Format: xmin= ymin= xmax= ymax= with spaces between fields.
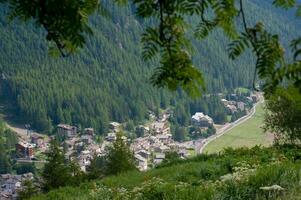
xmin=204 ymin=103 xmax=273 ymax=154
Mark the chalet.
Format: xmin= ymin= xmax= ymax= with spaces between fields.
xmin=57 ymin=124 xmax=77 ymax=138
xmin=31 ymin=134 xmax=44 ymax=147
xmin=81 ymin=135 xmax=93 ymax=145
xmin=246 ymin=96 xmax=254 ymax=103
xmin=152 ymin=121 xmax=170 ymax=135
xmin=154 ymin=153 xmax=165 ymax=165
xmin=84 ymin=128 xmax=94 ymax=136
xmin=178 ymin=149 xmax=190 ymax=158
xmin=109 ymin=122 xmax=121 ymax=132
xmin=105 ymin=132 xmax=116 ymax=142
xmin=237 ymin=102 xmax=245 ymax=111
xmin=137 ymin=150 xmax=151 ymax=159
xmin=156 ymin=134 xmax=172 ymax=144
xmin=191 ymin=112 xmax=214 ymax=127
xmin=15 ymin=141 xmax=34 ymax=158
xmin=226 ymin=104 xmax=237 ymax=114
xmin=0 ymin=173 xmax=33 ymax=200
xmin=134 ymin=154 xmax=148 ymax=171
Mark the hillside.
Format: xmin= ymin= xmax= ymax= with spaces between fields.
xmin=0 ymin=0 xmax=300 ymax=134
xmin=31 ymin=146 xmax=301 ymax=199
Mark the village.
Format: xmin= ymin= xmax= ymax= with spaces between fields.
xmin=1 ymin=91 xmax=261 ymax=199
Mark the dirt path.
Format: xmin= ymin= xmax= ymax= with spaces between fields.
xmin=5 ymin=122 xmax=46 ymax=142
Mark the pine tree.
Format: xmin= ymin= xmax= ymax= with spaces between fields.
xmin=105 ymin=132 xmax=136 ymax=175
xmin=0 ymin=137 xmax=11 ymax=174
xmin=17 ymin=179 xmax=39 ymax=200
xmin=42 ymin=140 xmax=70 ymax=191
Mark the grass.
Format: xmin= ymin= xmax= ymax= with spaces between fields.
xmin=204 ymin=103 xmax=273 ymax=154
xmin=31 ymin=146 xmax=301 ymax=200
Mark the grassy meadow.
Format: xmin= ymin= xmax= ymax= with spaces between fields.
xmin=32 ymin=146 xmax=301 ymax=200
xmin=204 ymin=103 xmax=273 ymax=154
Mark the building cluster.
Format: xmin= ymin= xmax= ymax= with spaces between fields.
xmin=58 ymin=124 xmax=104 ymax=172
xmin=221 ymin=92 xmax=260 ymax=114
xmin=221 ymin=99 xmax=246 ymax=114
xmin=130 ymin=113 xmax=192 ymax=171
xmin=15 ymin=131 xmax=49 ymax=160
xmin=0 ymin=173 xmax=33 ymax=200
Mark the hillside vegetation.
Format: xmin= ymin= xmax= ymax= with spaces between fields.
xmin=0 ymin=0 xmax=300 ymax=134
xmin=31 ymin=146 xmax=301 ymax=199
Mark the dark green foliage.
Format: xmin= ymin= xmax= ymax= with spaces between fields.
xmin=31 ymin=146 xmax=301 ymax=200
xmin=160 ymin=151 xmax=181 ymax=167
xmin=0 ymin=120 xmax=17 ymax=174
xmin=86 ymin=155 xmax=106 ymax=180
xmin=0 ymin=1 xmax=299 ymax=134
xmin=173 ymin=126 xmax=187 ymax=142
xmin=14 ymin=163 xmax=36 ymax=175
xmin=1 ymin=0 xmax=300 ymax=98
xmin=0 ymin=138 xmax=12 ymax=174
xmin=41 ymin=140 xmax=86 ymax=190
xmin=17 ymin=179 xmax=40 ymax=200
xmin=0 ymin=0 xmax=99 ymax=56
xmin=42 ymin=140 xmax=71 ymax=191
xmin=264 ymin=86 xmax=301 ymax=144
xmin=104 ymin=132 xmax=136 ymax=175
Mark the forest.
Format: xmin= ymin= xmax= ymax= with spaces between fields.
xmin=0 ymin=0 xmax=300 ymax=134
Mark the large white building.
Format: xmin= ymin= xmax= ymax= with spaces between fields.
xmin=191 ymin=112 xmax=213 ymax=127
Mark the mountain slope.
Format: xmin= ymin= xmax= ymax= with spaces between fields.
xmin=0 ymin=1 xmax=300 ymax=133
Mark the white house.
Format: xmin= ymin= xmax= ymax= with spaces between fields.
xmin=191 ymin=112 xmax=213 ymax=127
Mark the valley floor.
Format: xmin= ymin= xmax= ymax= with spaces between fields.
xmin=204 ymin=102 xmax=273 ymax=154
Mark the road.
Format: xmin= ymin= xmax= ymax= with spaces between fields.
xmin=16 ymin=159 xmax=47 ymax=164
xmin=5 ymin=122 xmax=47 ymax=142
xmin=198 ymin=96 xmax=264 ymax=154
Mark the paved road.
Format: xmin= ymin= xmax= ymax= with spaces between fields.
xmin=16 ymin=159 xmax=47 ymax=163
xmin=199 ymin=96 xmax=264 ymax=154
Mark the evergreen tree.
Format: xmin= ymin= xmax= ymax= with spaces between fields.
xmin=86 ymin=155 xmax=106 ymax=180
xmin=17 ymin=179 xmax=40 ymax=200
xmin=0 ymin=137 xmax=11 ymax=174
xmin=264 ymin=86 xmax=301 ymax=144
xmin=105 ymin=133 xmax=136 ymax=175
xmin=42 ymin=140 xmax=70 ymax=191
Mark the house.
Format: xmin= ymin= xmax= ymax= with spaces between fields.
xmin=31 ymin=134 xmax=44 ymax=147
xmin=135 ymin=154 xmax=148 ymax=171
xmin=105 ymin=132 xmax=116 ymax=142
xmin=246 ymin=96 xmax=254 ymax=103
xmin=237 ymin=102 xmax=245 ymax=111
xmin=137 ymin=150 xmax=151 ymax=159
xmin=191 ymin=112 xmax=214 ymax=127
xmin=84 ymin=128 xmax=94 ymax=136
xmin=15 ymin=141 xmax=34 ymax=158
xmin=81 ymin=135 xmax=93 ymax=145
xmin=0 ymin=173 xmax=33 ymax=199
xmin=57 ymin=124 xmax=77 ymax=138
xmin=154 ymin=153 xmax=165 ymax=165
xmin=178 ymin=149 xmax=190 ymax=158
xmin=109 ymin=122 xmax=121 ymax=132
xmin=152 ymin=121 xmax=170 ymax=135
xmin=156 ymin=134 xmax=172 ymax=144
xmin=226 ymin=104 xmax=237 ymax=114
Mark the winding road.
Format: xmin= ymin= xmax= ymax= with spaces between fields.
xmin=198 ymin=95 xmax=264 ymax=154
